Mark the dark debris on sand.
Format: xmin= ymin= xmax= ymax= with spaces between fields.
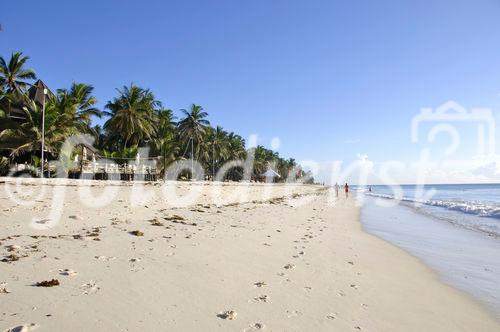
xmin=149 ymin=218 xmax=164 ymax=226
xmin=35 ymin=279 xmax=60 ymax=287
xmin=1 ymin=254 xmax=20 ymax=262
xmin=165 ymin=215 xmax=197 ymax=226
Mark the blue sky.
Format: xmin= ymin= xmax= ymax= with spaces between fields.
xmin=2 ymin=0 xmax=500 ymax=183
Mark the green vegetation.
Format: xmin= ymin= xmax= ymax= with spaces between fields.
xmin=0 ymin=51 xmax=313 ymax=182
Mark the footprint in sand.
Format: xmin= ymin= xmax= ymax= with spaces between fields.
xmin=253 ymin=294 xmax=269 ymax=303
xmin=34 ymin=219 xmax=50 ymax=225
xmin=283 ymin=264 xmax=296 ymax=270
xmin=3 ymin=323 xmax=40 ymax=332
xmin=94 ymin=255 xmax=116 ymax=261
xmin=243 ymin=323 xmax=265 ymax=331
xmin=279 ymin=277 xmax=292 ymax=284
xmin=326 ymin=314 xmax=337 ymax=320
xmin=286 ymin=310 xmax=303 ymax=318
xmin=254 ymin=281 xmax=267 ymax=288
xmin=6 ymin=244 xmax=21 ymax=252
xmin=217 ymin=310 xmax=237 ymax=320
xmin=0 ymin=282 xmax=10 ymax=294
xmin=59 ymin=269 xmax=77 ymax=276
xmin=81 ymin=281 xmax=100 ymax=295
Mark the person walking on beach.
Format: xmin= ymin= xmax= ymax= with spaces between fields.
xmin=334 ymin=183 xmax=339 ymax=198
xmin=344 ymin=183 xmax=349 ymax=198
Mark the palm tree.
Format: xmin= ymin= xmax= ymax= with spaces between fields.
xmin=0 ymin=51 xmax=312 ymax=182
xmin=177 ymin=104 xmax=210 ymax=161
xmin=226 ymin=132 xmax=246 ymax=160
xmin=276 ymin=157 xmax=290 ymax=181
xmin=0 ymin=84 xmax=7 ymax=109
xmin=285 ymin=158 xmax=298 ymax=180
xmin=222 ymin=132 xmax=246 ymax=181
xmin=251 ymin=145 xmax=281 ymax=179
xmin=0 ymin=52 xmax=36 ymax=93
xmin=57 ymin=83 xmax=102 ymax=126
xmin=104 ymin=84 xmax=160 ymax=149
xmin=0 ymin=81 xmax=100 ymax=166
xmin=0 ymin=156 xmax=9 ymax=175
xmin=0 ymin=90 xmax=9 ymax=128
xmin=150 ymin=108 xmax=180 ymax=176
xmin=53 ymin=82 xmax=102 ymax=134
xmin=91 ymin=125 xmax=107 ymax=150
xmin=207 ymin=125 xmax=230 ymax=177
xmin=0 ymin=99 xmax=66 ymax=158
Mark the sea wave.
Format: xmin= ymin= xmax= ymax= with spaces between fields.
xmin=365 ymin=193 xmax=500 ymax=219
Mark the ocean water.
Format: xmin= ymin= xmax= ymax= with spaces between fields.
xmin=358 ymin=184 xmax=500 ymax=319
xmin=363 ymin=184 xmax=500 ymax=237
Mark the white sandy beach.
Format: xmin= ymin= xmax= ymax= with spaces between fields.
xmin=0 ymin=179 xmax=498 ymax=331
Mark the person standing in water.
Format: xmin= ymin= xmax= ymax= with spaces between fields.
xmin=344 ymin=183 xmax=349 ymax=198
xmin=334 ymin=183 xmax=339 ymax=198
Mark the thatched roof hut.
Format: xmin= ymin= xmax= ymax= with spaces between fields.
xmin=7 ymin=80 xmax=55 ymax=120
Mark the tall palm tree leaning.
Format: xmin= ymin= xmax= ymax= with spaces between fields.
xmin=0 ymin=52 xmax=37 ymax=94
xmin=177 ymin=104 xmax=210 ymax=176
xmin=103 ymin=84 xmax=160 ymax=149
